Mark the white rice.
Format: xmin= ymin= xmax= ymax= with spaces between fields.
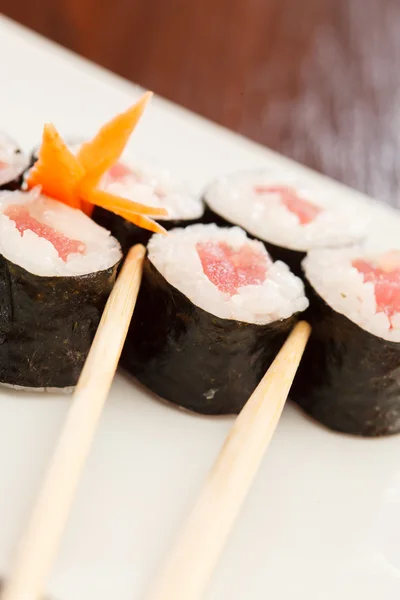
xmin=0 ymin=188 xmax=121 ymax=276
xmin=148 ymin=224 xmax=309 ymax=324
xmin=0 ymin=132 xmax=28 ymax=187
xmin=304 ymin=243 xmax=400 ymax=342
xmin=205 ymin=169 xmax=370 ymax=251
xmin=35 ymin=142 xmax=203 ymax=221
xmin=99 ymin=155 xmax=203 ymax=221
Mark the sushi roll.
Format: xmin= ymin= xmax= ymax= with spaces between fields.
xmin=292 ymin=244 xmax=400 ymax=436
xmin=203 ymin=170 xmax=368 ymax=276
xmin=0 ymin=188 xmax=121 ymax=390
xmin=0 ymin=133 xmax=29 ymax=191
xmin=12 ymin=92 xmax=170 ymax=390
xmin=121 ymin=223 xmax=309 ymax=414
xmin=92 ymin=157 xmax=204 ymax=252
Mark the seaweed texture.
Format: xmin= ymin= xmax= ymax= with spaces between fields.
xmin=121 ymin=257 xmax=297 ymax=414
xmin=0 ymin=256 xmax=119 ymax=389
xmin=291 ymin=285 xmax=400 ymax=436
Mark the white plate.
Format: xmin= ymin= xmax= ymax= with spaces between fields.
xmin=1 ymin=16 xmax=400 ymax=600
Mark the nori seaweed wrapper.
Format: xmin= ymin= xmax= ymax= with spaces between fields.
xmin=121 ymin=257 xmax=298 ymax=414
xmin=202 ymin=204 xmax=305 ymax=277
xmin=291 ymin=284 xmax=400 ymax=437
xmin=92 ymin=206 xmax=204 ymax=255
xmin=0 ymin=255 xmax=119 ymax=389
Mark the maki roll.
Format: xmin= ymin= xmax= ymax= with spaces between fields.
xmin=10 ymin=91 xmax=171 ymax=390
xmin=92 ymin=157 xmax=204 ymax=252
xmin=293 ymin=245 xmax=400 ymax=436
xmin=0 ymin=133 xmax=29 ymax=191
xmin=203 ymin=170 xmax=368 ymax=276
xmin=0 ymin=188 xmax=121 ymax=390
xmin=122 ymin=223 xmax=309 ymax=414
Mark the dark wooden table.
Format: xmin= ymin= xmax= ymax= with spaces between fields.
xmin=2 ymin=0 xmax=399 ymax=207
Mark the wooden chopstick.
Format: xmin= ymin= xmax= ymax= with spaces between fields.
xmin=149 ymin=320 xmax=311 ymax=600
xmin=1 ymin=244 xmax=146 ymax=600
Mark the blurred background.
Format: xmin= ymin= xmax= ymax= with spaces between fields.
xmin=1 ymin=0 xmax=399 ymax=206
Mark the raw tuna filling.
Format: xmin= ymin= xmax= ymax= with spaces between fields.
xmin=108 ymin=162 xmax=136 ymax=180
xmin=196 ymin=240 xmax=268 ymax=296
xmin=353 ymin=253 xmax=400 ymax=323
xmin=254 ymin=185 xmax=322 ymax=225
xmin=106 ymin=161 xmax=166 ymax=199
xmin=5 ymin=204 xmax=86 ymax=262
